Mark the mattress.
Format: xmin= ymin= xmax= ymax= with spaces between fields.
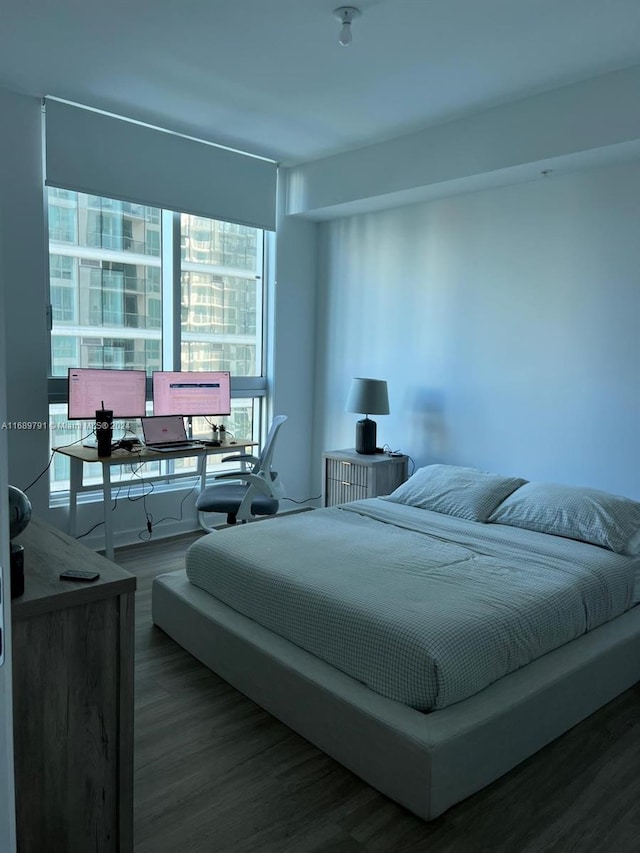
xmin=185 ymin=499 xmax=638 ymax=711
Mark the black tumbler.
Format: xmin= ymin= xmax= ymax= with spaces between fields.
xmin=96 ymin=408 xmax=113 ymax=457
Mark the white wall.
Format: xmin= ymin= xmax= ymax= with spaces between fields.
xmin=270 ymin=179 xmax=318 ymax=505
xmin=314 ymin=159 xmax=640 ymax=500
xmin=0 ymin=89 xmax=50 ymax=518
xmin=0 ymin=179 xmax=17 ymax=853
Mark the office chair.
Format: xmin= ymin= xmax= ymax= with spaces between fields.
xmin=196 ymin=415 xmax=287 ymax=531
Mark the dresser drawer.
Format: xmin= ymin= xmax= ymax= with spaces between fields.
xmin=326 ymin=457 xmax=368 ymax=487
xmin=325 ymin=478 xmax=368 ymax=505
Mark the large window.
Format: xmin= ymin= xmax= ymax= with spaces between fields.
xmin=47 ymin=190 xmax=267 ymax=494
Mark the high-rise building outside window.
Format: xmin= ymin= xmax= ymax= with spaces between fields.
xmin=47 ymin=189 xmax=267 ymax=494
xmin=180 ymin=213 xmax=262 ymax=376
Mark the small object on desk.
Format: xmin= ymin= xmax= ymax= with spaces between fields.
xmin=96 ymin=407 xmax=113 ymax=458
xmin=60 ymin=569 xmax=100 ymax=582
xmin=147 ymin=442 xmax=200 ymax=452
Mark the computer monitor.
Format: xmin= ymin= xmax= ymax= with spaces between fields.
xmin=67 ymin=368 xmax=147 ymax=420
xmin=152 ymin=371 xmax=231 ymax=417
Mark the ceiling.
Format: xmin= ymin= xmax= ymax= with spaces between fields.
xmin=1 ymin=0 xmax=639 ymax=165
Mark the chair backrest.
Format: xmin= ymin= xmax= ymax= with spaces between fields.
xmin=254 ymin=415 xmax=287 ymax=477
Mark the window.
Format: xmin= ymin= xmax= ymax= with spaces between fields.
xmin=49 ymin=255 xmax=78 ymax=324
xmin=51 ymin=335 xmax=79 ymax=376
xmin=180 ymin=214 xmax=262 ymax=377
xmin=50 ymin=255 xmax=77 ymax=323
xmin=47 ymin=189 xmax=268 ymax=494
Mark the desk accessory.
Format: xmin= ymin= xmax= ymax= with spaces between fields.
xmin=60 ymin=569 xmax=100 ymax=582
xmin=96 ymin=405 xmax=113 ymax=457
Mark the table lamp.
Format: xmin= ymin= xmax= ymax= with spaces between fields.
xmin=345 ymin=378 xmax=389 ymax=454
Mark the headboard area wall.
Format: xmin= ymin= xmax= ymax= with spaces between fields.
xmin=314 ymin=159 xmax=640 ymax=500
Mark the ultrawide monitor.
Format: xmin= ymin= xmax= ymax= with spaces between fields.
xmin=67 ymin=368 xmax=147 ymax=419
xmin=152 ymin=371 xmax=231 ymax=417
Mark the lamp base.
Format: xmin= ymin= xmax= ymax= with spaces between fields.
xmin=355 ymin=418 xmax=377 ymax=454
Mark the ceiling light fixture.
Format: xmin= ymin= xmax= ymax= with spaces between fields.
xmin=334 ymin=6 xmax=361 ymax=47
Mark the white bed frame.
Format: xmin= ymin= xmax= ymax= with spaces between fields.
xmin=152 ymin=569 xmax=640 ymax=820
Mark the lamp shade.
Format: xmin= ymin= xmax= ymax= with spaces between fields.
xmin=345 ymin=378 xmax=390 ymax=416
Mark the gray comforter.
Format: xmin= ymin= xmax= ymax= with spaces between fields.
xmin=185 ymin=499 xmax=637 ymax=710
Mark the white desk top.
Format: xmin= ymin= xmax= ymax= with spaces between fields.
xmin=55 ymin=440 xmax=257 ymax=465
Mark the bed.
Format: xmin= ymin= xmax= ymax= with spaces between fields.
xmin=152 ymin=465 xmax=640 ymax=820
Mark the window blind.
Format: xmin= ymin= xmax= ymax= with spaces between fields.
xmin=44 ymin=99 xmax=277 ymax=231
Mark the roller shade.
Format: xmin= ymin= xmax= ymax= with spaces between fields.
xmin=44 ymin=99 xmax=277 ymax=231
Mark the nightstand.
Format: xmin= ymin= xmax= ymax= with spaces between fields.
xmin=323 ymin=449 xmax=408 ymax=507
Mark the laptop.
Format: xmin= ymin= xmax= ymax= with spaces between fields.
xmin=140 ymin=415 xmax=200 ymax=452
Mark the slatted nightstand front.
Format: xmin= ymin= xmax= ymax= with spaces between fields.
xmin=323 ymin=449 xmax=408 ymax=507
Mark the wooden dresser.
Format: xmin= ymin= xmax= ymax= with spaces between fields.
xmin=12 ymin=518 xmax=135 ymax=853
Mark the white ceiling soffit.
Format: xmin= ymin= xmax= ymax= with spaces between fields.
xmin=285 ymin=65 xmax=640 ymax=218
xmin=0 ymin=0 xmax=640 ymax=164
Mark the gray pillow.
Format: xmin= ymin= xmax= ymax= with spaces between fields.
xmin=488 ymin=481 xmax=640 ymax=555
xmin=385 ymin=464 xmax=527 ymax=522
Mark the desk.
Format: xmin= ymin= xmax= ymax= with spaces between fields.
xmin=56 ymin=441 xmax=257 ymax=560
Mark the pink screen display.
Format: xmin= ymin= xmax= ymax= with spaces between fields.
xmin=152 ymin=371 xmax=231 ymax=416
xmin=67 ymin=368 xmax=147 ymax=419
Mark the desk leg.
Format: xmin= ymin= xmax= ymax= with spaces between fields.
xmin=199 ymin=453 xmax=207 ymax=493
xmin=68 ymin=456 xmax=81 ymax=539
xmin=102 ymin=463 xmax=115 ymax=561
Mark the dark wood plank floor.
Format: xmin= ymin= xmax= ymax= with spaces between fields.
xmin=116 ymin=533 xmax=640 ymax=853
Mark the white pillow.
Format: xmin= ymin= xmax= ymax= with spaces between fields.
xmin=385 ymin=464 xmax=527 ymax=523
xmin=488 ymin=481 xmax=640 ymax=555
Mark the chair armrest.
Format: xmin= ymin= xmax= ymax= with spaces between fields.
xmin=221 ymin=453 xmax=259 ymax=465
xmin=211 ymin=471 xmax=249 ymax=481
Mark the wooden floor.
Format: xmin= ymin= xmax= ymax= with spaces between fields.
xmin=116 ymin=533 xmax=640 ymax=853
